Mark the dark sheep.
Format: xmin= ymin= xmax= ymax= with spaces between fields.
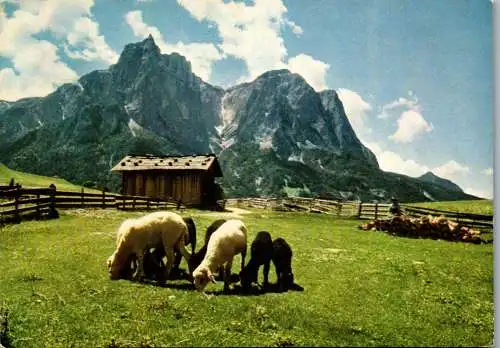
xmin=189 ymin=219 xmax=227 ymax=277
xmin=272 ymin=237 xmax=294 ymax=292
xmin=239 ymin=231 xmax=273 ymax=289
xmin=116 ymin=247 xmax=166 ymax=281
xmin=172 ymin=217 xmax=197 ymax=275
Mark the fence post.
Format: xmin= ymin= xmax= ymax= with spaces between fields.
xmin=48 ymin=184 xmax=58 ymax=219
xmin=358 ymin=202 xmax=362 ymax=219
xmin=375 ymin=203 xmax=378 ymax=220
xmin=147 ymin=197 xmax=150 ymax=210
xmin=133 ymin=197 xmax=136 ymax=209
xmin=102 ymin=190 xmax=105 ymax=209
xmin=337 ymin=203 xmax=342 ymax=217
xmin=14 ymin=185 xmax=20 ymax=223
xmin=122 ymin=196 xmax=125 ymax=210
xmin=81 ymin=188 xmax=84 ymax=208
xmin=177 ymin=199 xmax=182 ymax=210
xmin=36 ymin=193 xmax=41 ymax=220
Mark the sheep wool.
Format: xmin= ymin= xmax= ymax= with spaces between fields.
xmin=107 ymin=211 xmax=191 ymax=281
xmin=193 ymin=219 xmax=247 ymax=292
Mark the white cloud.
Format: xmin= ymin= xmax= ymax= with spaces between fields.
xmin=64 ymin=17 xmax=118 ymax=64
xmin=337 ymin=88 xmax=373 ymax=136
xmin=481 ymin=168 xmax=493 ymax=176
xmin=465 ymin=188 xmax=493 ymax=199
xmin=433 ymin=160 xmax=470 ymax=180
xmin=125 ymin=10 xmax=223 ymax=81
xmin=378 ymin=93 xmax=419 ymax=119
xmin=284 ymin=19 xmax=303 ymax=35
xmin=287 ymin=54 xmax=329 ymax=91
xmin=389 ymin=109 xmax=433 ymax=143
xmin=364 ymin=141 xmax=430 ymax=177
xmin=176 ymin=0 xmax=329 ymax=89
xmin=0 ymin=0 xmax=116 ymax=101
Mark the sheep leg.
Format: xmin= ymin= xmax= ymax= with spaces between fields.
xmin=173 ymin=250 xmax=182 ymax=273
xmin=263 ymin=261 xmax=270 ymax=288
xmin=176 ymin=237 xmax=192 ymax=275
xmin=223 ymin=260 xmax=233 ymax=293
xmin=134 ymin=250 xmax=146 ymax=281
xmin=163 ymin=247 xmax=175 ymax=281
xmin=240 ymin=246 xmax=247 ymax=273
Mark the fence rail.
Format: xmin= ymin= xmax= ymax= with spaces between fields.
xmin=1 ymin=184 xmax=493 ymax=230
xmin=226 ymin=197 xmax=493 ymax=229
xmin=0 ymin=185 xmax=186 ymax=223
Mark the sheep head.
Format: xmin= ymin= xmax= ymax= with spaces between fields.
xmin=107 ymin=249 xmax=131 ymax=280
xmin=193 ymin=267 xmax=216 ymax=291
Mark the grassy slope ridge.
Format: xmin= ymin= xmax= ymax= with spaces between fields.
xmin=0 ymin=209 xmax=493 ymax=347
xmin=410 ymin=200 xmax=494 ymax=216
xmin=0 ymin=163 xmax=99 ymax=193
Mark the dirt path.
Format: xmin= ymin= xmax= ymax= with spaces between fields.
xmin=193 ymin=207 xmax=252 ymax=219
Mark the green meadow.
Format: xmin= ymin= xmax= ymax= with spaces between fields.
xmin=0 ymin=204 xmax=493 ymax=347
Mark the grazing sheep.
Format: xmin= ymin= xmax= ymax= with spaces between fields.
xmin=192 ymin=219 xmax=247 ymax=293
xmin=106 ymin=211 xmax=191 ymax=281
xmin=115 ymin=217 xmax=196 ymax=282
xmin=239 ymin=231 xmax=273 ymax=289
xmin=189 ymin=219 xmax=227 ymax=273
xmin=167 ymin=217 xmax=197 ymax=277
xmin=272 ymin=237 xmax=294 ymax=292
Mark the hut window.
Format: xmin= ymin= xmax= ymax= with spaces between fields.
xmin=174 ymin=158 xmax=178 ymax=162
xmin=134 ymin=162 xmax=138 ymax=166
xmin=185 ymin=162 xmax=190 ymax=166
xmin=121 ymin=162 xmax=126 ymax=166
xmin=154 ymin=163 xmax=158 ymax=166
xmin=168 ymin=162 xmax=172 ymax=166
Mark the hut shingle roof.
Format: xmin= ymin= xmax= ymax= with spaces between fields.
xmin=111 ymin=154 xmax=222 ymax=176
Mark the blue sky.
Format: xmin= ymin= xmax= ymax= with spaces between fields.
xmin=0 ymin=0 xmax=494 ymax=198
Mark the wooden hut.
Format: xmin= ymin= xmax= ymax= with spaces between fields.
xmin=111 ymin=154 xmax=223 ymax=207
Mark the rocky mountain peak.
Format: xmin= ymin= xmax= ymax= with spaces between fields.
xmin=418 ymin=171 xmax=464 ymax=193
xmin=0 ymin=36 xmax=478 ymax=203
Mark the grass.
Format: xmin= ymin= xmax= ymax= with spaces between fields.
xmin=0 ymin=207 xmax=494 ymax=347
xmin=0 ymin=163 xmax=99 ymax=193
xmin=409 ymin=199 xmax=494 ymax=216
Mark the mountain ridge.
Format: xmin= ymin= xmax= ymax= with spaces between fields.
xmin=0 ymin=36 xmax=479 ymax=202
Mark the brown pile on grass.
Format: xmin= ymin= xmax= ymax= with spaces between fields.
xmin=358 ymin=215 xmax=483 ymax=244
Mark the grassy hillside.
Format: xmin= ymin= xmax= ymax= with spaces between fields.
xmin=409 ymin=199 xmax=494 ymax=216
xmin=0 ymin=163 xmax=100 ymax=193
xmin=0 ymin=209 xmax=493 ymax=347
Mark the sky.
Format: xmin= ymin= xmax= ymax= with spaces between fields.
xmin=0 ymin=0 xmax=494 ymax=199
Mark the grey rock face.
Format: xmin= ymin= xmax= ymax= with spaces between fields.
xmin=0 ymin=36 xmax=476 ymax=202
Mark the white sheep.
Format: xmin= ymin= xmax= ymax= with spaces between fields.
xmin=106 ymin=211 xmax=191 ymax=281
xmin=192 ymin=219 xmax=247 ymax=293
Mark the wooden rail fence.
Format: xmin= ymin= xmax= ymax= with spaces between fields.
xmin=1 ymin=185 xmax=493 ymax=230
xmin=0 ymin=185 xmax=186 ymax=224
xmin=225 ymin=197 xmax=494 ymax=229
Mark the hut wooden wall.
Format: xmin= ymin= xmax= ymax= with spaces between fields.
xmin=122 ymin=171 xmax=204 ymax=205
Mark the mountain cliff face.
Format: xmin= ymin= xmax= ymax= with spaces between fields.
xmin=0 ymin=36 xmax=478 ymax=202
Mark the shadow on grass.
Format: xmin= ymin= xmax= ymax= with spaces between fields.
xmin=116 ymin=269 xmax=305 ymax=295
xmin=205 ymin=282 xmax=305 ymax=296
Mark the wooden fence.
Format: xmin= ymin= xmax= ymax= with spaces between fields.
xmin=225 ymin=197 xmax=494 ymax=229
xmin=0 ymin=185 xmax=493 ymax=230
xmin=0 ymin=185 xmax=185 ymax=223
